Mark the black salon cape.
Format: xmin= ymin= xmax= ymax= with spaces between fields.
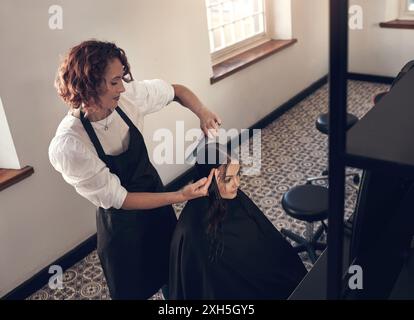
xmin=169 ymin=190 xmax=307 ymax=300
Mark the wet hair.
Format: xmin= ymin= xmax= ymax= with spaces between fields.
xmin=55 ymin=40 xmax=134 ymax=109
xmin=194 ymin=143 xmax=234 ymax=261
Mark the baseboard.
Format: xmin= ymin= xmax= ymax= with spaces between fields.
xmin=252 ymin=75 xmax=328 ymax=130
xmin=347 ymin=72 xmax=395 ymax=84
xmin=2 ymin=74 xmax=329 ymax=300
xmin=2 ymin=235 xmax=97 ymax=300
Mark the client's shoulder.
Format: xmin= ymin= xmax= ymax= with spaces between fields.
xmin=181 ymin=196 xmax=209 ymax=216
xmin=236 ymin=189 xmax=263 ymax=213
xmin=177 ymin=197 xmax=209 ymax=227
xmin=237 ymin=189 xmax=254 ymax=204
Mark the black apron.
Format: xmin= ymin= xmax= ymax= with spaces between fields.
xmin=80 ymin=107 xmax=177 ymax=299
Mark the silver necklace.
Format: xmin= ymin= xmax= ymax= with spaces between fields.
xmin=83 ymin=108 xmax=110 ymax=130
xmin=91 ymin=114 xmax=109 ymax=130
xmin=100 ymin=116 xmax=109 ymax=131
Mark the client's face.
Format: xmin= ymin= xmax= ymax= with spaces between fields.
xmin=215 ymin=163 xmax=240 ymax=199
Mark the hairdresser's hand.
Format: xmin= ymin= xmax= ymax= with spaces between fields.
xmin=199 ymin=107 xmax=222 ymax=138
xmin=180 ymin=169 xmax=215 ymax=201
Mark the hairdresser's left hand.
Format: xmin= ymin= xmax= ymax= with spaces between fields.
xmin=180 ymin=169 xmax=215 ymax=201
xmin=199 ymin=107 xmax=222 ymax=138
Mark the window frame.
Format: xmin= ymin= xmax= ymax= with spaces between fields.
xmin=399 ymin=0 xmax=414 ymax=20
xmin=207 ymin=0 xmax=271 ymax=64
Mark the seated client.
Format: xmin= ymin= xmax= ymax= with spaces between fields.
xmin=169 ymin=143 xmax=307 ymax=299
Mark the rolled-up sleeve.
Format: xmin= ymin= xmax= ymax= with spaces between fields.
xmin=123 ymin=79 xmax=175 ymax=116
xmin=49 ymin=135 xmax=128 ymax=209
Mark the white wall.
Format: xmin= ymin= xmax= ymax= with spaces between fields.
xmin=0 ymin=0 xmax=328 ymax=297
xmin=349 ymin=0 xmax=414 ymax=77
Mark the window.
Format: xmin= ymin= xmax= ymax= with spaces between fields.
xmin=0 ymin=96 xmax=21 ymax=170
xmin=409 ymin=0 xmax=414 ymax=11
xmin=400 ymin=0 xmax=414 ymax=19
xmin=380 ymin=0 xmax=414 ymax=29
xmin=0 ymin=96 xmax=34 ymax=191
xmin=206 ymin=0 xmax=269 ymax=61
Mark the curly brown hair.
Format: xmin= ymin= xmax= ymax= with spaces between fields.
xmin=55 ymin=40 xmax=134 ymax=109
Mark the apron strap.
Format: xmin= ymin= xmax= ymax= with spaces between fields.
xmin=115 ymin=106 xmax=138 ymax=130
xmin=80 ymin=106 xmax=139 ymax=166
xmin=80 ymin=110 xmax=108 ymax=163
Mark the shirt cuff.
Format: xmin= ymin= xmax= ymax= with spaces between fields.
xmin=167 ymin=82 xmax=175 ymax=105
xmin=113 ymin=186 xmax=128 ymax=209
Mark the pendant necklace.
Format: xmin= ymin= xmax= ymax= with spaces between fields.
xmin=81 ymin=107 xmax=111 ymax=130
xmin=103 ymin=116 xmax=109 ymax=131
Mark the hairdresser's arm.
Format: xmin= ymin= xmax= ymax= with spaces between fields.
xmin=121 ymin=169 xmax=215 ymax=210
xmin=172 ymin=84 xmax=222 ymax=137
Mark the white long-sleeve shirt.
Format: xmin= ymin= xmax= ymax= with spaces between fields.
xmin=49 ymin=79 xmax=175 ymax=209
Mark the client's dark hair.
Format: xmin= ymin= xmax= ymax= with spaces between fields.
xmin=194 ymin=143 xmax=233 ymax=261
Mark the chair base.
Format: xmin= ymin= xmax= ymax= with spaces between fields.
xmin=281 ymin=224 xmax=326 ymax=263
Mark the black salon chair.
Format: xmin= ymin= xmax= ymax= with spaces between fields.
xmin=373 ymin=91 xmax=388 ymax=105
xmin=372 ymin=60 xmax=414 ymax=105
xmin=315 ymin=113 xmax=358 ymax=135
xmin=307 ymin=112 xmax=360 ymax=186
xmin=280 ymin=184 xmax=328 ymax=263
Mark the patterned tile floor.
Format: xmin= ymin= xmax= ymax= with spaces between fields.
xmin=28 ymin=80 xmax=390 ymax=300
